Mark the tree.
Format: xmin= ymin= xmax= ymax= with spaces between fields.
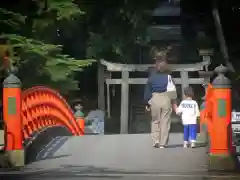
xmin=0 ymin=0 xmax=95 ymax=94
xmin=84 ymin=0 xmax=159 ymax=63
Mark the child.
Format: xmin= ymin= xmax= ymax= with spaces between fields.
xmin=174 ymin=86 xmax=200 ymax=148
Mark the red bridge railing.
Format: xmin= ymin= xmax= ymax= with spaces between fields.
xmin=2 ymin=73 xmax=83 ymax=161
xmin=21 ymin=86 xmax=82 ymax=140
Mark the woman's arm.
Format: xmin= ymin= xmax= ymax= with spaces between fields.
xmin=195 ymin=102 xmax=200 ymax=117
xmin=172 ymin=103 xmax=178 ymax=112
xmin=144 ymin=77 xmax=152 ymax=106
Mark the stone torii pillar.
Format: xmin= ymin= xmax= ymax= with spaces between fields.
xmin=120 ymin=71 xmax=129 ymax=134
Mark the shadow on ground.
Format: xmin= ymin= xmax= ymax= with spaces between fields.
xmin=24 ymin=126 xmax=71 ymax=164
xmin=1 ymin=164 xmax=240 ymax=180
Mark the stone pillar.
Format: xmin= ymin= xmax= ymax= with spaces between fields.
xmin=120 ymin=71 xmax=129 ymax=134
xmin=198 ymin=49 xmax=213 ymax=71
xmin=3 ymin=73 xmax=24 ymax=167
xmin=208 ymin=64 xmax=236 ymax=171
xmin=180 ymin=71 xmax=189 ymax=99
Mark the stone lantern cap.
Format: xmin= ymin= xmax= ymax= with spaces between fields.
xmin=74 ymin=104 xmax=82 ymax=110
xmin=3 ymin=73 xmax=21 ymax=88
xmin=74 ymin=104 xmax=84 ymax=118
xmin=212 ymin=64 xmax=231 ymax=88
xmin=198 ymin=49 xmax=214 ymax=56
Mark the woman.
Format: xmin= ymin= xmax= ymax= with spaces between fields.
xmin=144 ymin=47 xmax=177 ymax=148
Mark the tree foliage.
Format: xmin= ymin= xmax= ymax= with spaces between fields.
xmin=84 ymin=0 xmax=159 ymax=63
xmin=0 ymin=0 xmax=94 ymax=94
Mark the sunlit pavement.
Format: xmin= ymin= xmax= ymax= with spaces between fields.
xmin=0 ymin=134 xmax=240 ymax=180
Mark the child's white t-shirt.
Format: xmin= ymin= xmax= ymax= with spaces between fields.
xmin=176 ymin=99 xmax=200 ymax=125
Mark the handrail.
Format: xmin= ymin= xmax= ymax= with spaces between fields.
xmin=21 ymin=86 xmax=81 ymax=141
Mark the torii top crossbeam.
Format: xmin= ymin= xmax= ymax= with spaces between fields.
xmin=100 ymin=59 xmax=211 ymax=72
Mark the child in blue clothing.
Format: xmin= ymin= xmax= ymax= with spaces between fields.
xmin=174 ymin=86 xmax=200 ymax=148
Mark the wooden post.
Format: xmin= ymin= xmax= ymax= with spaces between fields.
xmin=120 ymin=71 xmax=129 ymax=134
xmin=180 ymin=71 xmax=189 ymax=98
xmin=3 ymin=73 xmax=24 ymax=166
xmin=212 ymin=3 xmax=235 ymax=72
xmin=98 ymin=60 xmax=105 ymax=112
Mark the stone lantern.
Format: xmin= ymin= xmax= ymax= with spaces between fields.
xmin=198 ymin=49 xmax=214 ymax=71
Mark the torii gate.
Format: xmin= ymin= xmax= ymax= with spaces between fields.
xmin=98 ymin=54 xmax=212 ymax=134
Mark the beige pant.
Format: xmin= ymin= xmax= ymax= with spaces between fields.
xmin=149 ymin=92 xmax=172 ymax=146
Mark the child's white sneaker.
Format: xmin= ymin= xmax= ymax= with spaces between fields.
xmin=183 ymin=141 xmax=188 ymax=148
xmin=191 ymin=142 xmax=196 ymax=148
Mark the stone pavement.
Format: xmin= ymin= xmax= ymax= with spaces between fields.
xmin=1 ymin=133 xmax=240 ymax=180
xmin=26 ymin=133 xmax=208 ymax=173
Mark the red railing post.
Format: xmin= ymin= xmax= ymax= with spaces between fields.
xmin=208 ymin=65 xmax=235 ymax=171
xmin=3 ymin=73 xmax=24 ymax=166
xmin=74 ymin=104 xmax=84 ymax=136
xmin=198 ymin=71 xmax=213 ymax=144
xmin=199 ymin=97 xmax=207 ymax=144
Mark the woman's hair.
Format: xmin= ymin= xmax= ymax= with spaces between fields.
xmin=150 ymin=46 xmax=171 ymax=61
xmin=150 ymin=46 xmax=172 ymax=73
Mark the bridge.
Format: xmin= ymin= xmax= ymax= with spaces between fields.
xmin=0 ymin=64 xmax=239 ymax=180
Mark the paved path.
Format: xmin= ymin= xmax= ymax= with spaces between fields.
xmin=1 ymin=133 xmax=240 ymax=180
xmin=27 ymin=133 xmax=207 ymax=173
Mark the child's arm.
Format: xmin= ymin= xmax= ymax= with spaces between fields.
xmin=172 ymin=103 xmax=178 ymax=112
